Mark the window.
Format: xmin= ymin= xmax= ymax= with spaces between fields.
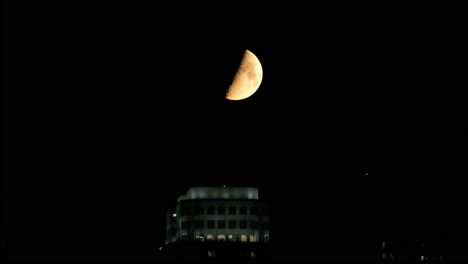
xmin=250 ymin=207 xmax=258 ymax=215
xmin=239 ymin=220 xmax=247 ymax=229
xmin=240 ymin=235 xmax=248 ymax=242
xmin=239 ymin=206 xmax=247 ymax=215
xmin=228 ymin=220 xmax=237 ymax=229
xmin=207 ymin=220 xmax=215 ymax=229
xmin=181 ymin=221 xmax=191 ymax=229
xmin=217 ymin=220 xmax=226 ymax=229
xmin=260 ymin=208 xmax=269 ymax=216
xmin=260 ymin=221 xmax=269 ymax=230
xmin=228 ymin=206 xmax=237 ymax=215
xmin=181 ymin=207 xmax=191 ymax=216
xmin=194 ymin=206 xmax=204 ymax=215
xmin=250 ymin=221 xmax=258 ymax=229
xmin=207 ymin=206 xmax=215 ymax=214
xmin=195 ymin=234 xmax=204 ymax=242
xmin=194 ymin=220 xmax=204 ymax=229
xmin=217 ymin=206 xmax=225 ymax=215
xmin=249 ymin=235 xmax=257 ymax=242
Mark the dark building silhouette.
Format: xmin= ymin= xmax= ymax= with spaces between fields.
xmin=378 ymin=238 xmax=446 ymax=263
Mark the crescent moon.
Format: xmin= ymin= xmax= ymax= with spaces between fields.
xmin=225 ymin=49 xmax=263 ymax=100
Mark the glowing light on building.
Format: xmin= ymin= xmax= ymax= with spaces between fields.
xmin=165 ymin=187 xmax=269 ymax=246
xmin=241 ymin=235 xmax=248 ymax=242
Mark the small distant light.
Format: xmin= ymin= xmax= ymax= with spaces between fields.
xmin=172 ymin=213 xmax=177 ymax=218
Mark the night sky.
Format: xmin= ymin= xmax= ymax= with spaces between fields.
xmin=4 ymin=2 xmax=466 ymax=261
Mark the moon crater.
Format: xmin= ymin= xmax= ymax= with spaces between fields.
xmin=225 ymin=50 xmax=263 ymax=101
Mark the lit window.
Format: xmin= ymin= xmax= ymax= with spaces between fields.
xmin=195 ymin=234 xmax=204 ymax=242
xmin=249 ymin=235 xmax=257 ymax=242
xmin=240 ymin=235 xmax=248 ymax=242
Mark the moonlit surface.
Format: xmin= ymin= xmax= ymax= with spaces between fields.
xmin=225 ymin=49 xmax=263 ymax=100
xmin=177 ymin=187 xmax=259 ymax=201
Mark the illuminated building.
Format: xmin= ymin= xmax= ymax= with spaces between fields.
xmin=162 ymin=186 xmax=270 ymax=260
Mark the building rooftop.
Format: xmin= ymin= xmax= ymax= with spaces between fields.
xmin=177 ymin=187 xmax=259 ymax=202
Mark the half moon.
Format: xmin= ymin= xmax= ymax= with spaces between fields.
xmin=225 ymin=49 xmax=263 ymax=100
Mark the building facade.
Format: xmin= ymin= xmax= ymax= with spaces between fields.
xmin=165 ymin=187 xmax=270 ymax=245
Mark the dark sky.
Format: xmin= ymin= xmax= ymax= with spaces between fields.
xmin=4 ymin=2 xmax=466 ymax=261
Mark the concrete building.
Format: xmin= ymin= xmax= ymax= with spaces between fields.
xmin=165 ymin=186 xmax=270 ymax=245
